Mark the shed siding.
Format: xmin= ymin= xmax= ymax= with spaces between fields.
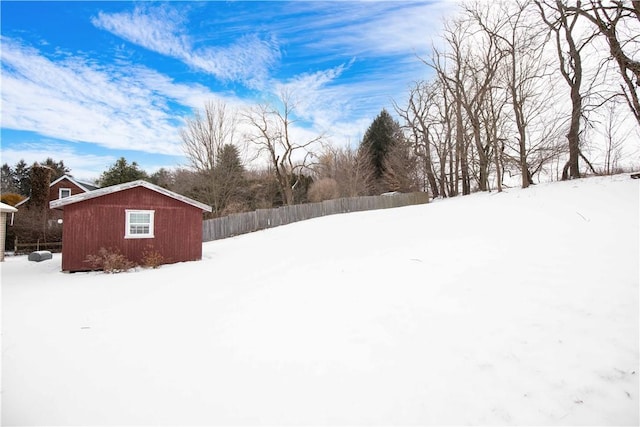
xmin=61 ymin=187 xmax=203 ymax=272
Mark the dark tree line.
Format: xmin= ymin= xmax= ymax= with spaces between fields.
xmin=2 ymin=158 xmax=69 ymax=197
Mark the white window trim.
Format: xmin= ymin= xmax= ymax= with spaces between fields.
xmin=59 ymin=188 xmax=72 ymax=199
xmin=125 ymin=209 xmax=155 ymax=239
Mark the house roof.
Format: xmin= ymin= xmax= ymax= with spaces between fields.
xmin=50 ymin=174 xmax=100 ymax=192
xmin=15 ymin=174 xmax=99 ymax=207
xmin=49 ymin=180 xmax=213 ymax=212
xmin=0 ymin=202 xmax=18 ymax=213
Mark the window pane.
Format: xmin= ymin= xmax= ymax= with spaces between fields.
xmin=126 ymin=210 xmax=153 ymax=238
xmin=130 ymin=224 xmax=150 ymax=234
xmin=130 ymin=213 xmax=150 ymax=224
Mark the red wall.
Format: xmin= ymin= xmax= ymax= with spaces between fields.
xmin=61 ymin=187 xmax=204 ymax=272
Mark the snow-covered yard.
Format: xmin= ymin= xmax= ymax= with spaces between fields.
xmin=2 ymin=174 xmax=638 ymax=426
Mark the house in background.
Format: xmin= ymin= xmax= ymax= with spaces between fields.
xmin=48 ymin=175 xmax=100 ymax=201
xmin=15 ymin=174 xmax=100 ymax=226
xmin=15 ymin=174 xmax=99 ymax=208
xmin=9 ymin=175 xmax=100 ymax=253
xmin=50 ymin=180 xmax=212 ymax=272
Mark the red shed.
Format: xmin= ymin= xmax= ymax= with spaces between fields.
xmin=50 ymin=180 xmax=212 ymax=272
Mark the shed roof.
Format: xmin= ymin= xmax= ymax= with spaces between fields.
xmin=49 ymin=180 xmax=212 ymax=212
xmin=0 ymin=202 xmax=18 ymax=213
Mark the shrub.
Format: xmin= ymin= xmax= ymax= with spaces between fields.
xmin=0 ymin=193 xmax=25 ymax=206
xmin=141 ymin=245 xmax=165 ymax=269
xmin=308 ymin=178 xmax=339 ymax=202
xmin=85 ymin=247 xmax=135 ymax=273
xmin=221 ymin=200 xmax=251 ymax=216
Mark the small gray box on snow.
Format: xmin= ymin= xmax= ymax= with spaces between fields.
xmin=28 ymin=251 xmax=53 ymax=262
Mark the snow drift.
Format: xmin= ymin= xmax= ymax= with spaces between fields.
xmin=2 ymin=174 xmax=638 ymax=425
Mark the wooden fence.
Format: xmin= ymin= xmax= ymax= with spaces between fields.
xmin=203 ymin=192 xmax=429 ymax=242
xmin=13 ymin=238 xmax=62 ymax=255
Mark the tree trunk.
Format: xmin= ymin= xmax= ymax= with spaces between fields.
xmin=472 ymin=125 xmax=489 ymax=191
xmin=560 ymin=0 xmax=583 ymax=180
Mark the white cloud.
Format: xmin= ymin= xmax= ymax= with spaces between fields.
xmin=0 ymin=37 xmax=240 ymax=157
xmin=275 ymin=60 xmax=354 ymax=129
xmin=187 ymin=34 xmax=281 ymax=90
xmin=0 ymin=142 xmax=113 ymax=183
xmin=91 ymin=5 xmax=281 ymax=89
xmin=283 ymin=1 xmax=457 ymax=58
xmin=91 ymin=6 xmax=189 ymax=58
xmin=0 ymin=36 xmax=350 ymax=175
xmin=1 ymin=1 xmax=462 ymax=175
xmin=247 ymin=2 xmax=460 ymax=145
xmin=87 ymin=2 xmax=456 ymax=150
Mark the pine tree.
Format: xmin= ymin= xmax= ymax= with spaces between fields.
xmin=359 ymin=109 xmax=404 ymax=192
xmin=13 ymin=160 xmax=31 ymax=196
xmin=215 ymin=144 xmax=245 ymax=180
xmin=149 ymin=168 xmax=174 ymax=189
xmin=1 ymin=163 xmax=17 ymax=194
xmin=212 ymin=144 xmax=248 ymax=214
xmin=40 ymin=158 xmax=71 ymax=181
xmin=98 ymin=157 xmax=149 ymax=187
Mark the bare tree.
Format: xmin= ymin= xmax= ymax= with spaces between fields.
xmin=180 ymin=101 xmax=244 ymax=215
xmin=479 ymin=80 xmax=510 ymax=192
xmin=436 ymin=82 xmax=457 ymax=197
xmin=307 ymin=178 xmax=339 ymax=202
xmin=382 ymin=135 xmax=420 ymax=193
xmin=568 ymin=0 xmax=640 ymax=126
xmin=429 ymin=17 xmax=474 ymax=195
xmin=316 ymin=144 xmax=375 ymax=198
xmin=408 ymin=0 xmax=603 ymax=192
xmin=599 ymin=100 xmax=627 ymax=174
xmin=243 ymin=89 xmax=324 ymax=205
xmin=482 ymin=0 xmax=560 ymax=188
xmin=181 ymin=101 xmax=239 ymax=173
xmin=396 ymin=80 xmax=445 ymax=197
xmin=536 ymin=0 xmax=600 ymax=180
xmin=459 ymin=2 xmax=511 ymax=191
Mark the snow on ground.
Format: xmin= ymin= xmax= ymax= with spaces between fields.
xmin=1 ymin=174 xmax=638 ymax=426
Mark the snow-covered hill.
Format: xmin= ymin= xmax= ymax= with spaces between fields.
xmin=2 ymin=174 xmax=638 ymax=425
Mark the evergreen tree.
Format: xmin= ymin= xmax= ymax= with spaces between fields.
xmin=212 ymin=144 xmax=248 ymax=214
xmin=1 ymin=158 xmax=70 ymax=196
xmin=1 ymin=163 xmax=17 ymax=194
xmin=149 ymin=168 xmax=174 ymax=189
xmin=29 ymin=163 xmax=52 ymax=212
xmin=13 ymin=160 xmax=31 ymax=196
xmin=216 ymin=144 xmax=245 ymax=178
xmin=40 ymin=157 xmax=70 ymax=181
xmin=97 ymin=157 xmax=149 ymax=187
xmin=359 ymin=109 xmax=404 ymax=192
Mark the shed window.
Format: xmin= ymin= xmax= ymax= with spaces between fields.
xmin=59 ymin=188 xmax=72 ymax=199
xmin=125 ymin=210 xmax=155 ymax=238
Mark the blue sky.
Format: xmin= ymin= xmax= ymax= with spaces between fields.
xmin=1 ymin=1 xmax=456 ymax=182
